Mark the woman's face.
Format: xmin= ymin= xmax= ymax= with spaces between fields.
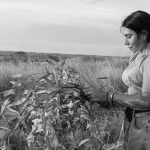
xmin=121 ymin=27 xmax=141 ymax=53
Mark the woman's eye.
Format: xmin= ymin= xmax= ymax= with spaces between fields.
xmin=127 ymin=35 xmax=131 ymax=39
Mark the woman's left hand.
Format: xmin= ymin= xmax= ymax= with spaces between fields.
xmin=83 ymin=87 xmax=107 ymax=105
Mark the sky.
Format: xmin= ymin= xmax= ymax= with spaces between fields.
xmin=0 ymin=0 xmax=150 ymax=56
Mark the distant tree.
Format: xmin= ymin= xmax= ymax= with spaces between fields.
xmin=15 ymin=51 xmax=27 ymax=55
xmin=13 ymin=51 xmax=28 ymax=63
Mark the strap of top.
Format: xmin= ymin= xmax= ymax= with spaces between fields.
xmin=129 ymin=51 xmax=139 ymax=64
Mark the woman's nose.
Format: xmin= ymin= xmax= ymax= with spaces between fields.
xmin=125 ymin=39 xmax=129 ymax=45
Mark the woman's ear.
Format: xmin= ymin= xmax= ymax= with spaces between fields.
xmin=141 ymin=30 xmax=148 ymax=40
xmin=138 ymin=30 xmax=148 ymax=44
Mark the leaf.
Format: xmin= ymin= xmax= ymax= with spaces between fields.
xmin=3 ymin=89 xmax=15 ymax=98
xmin=13 ymin=98 xmax=26 ymax=105
xmin=35 ymin=124 xmax=43 ymax=133
xmin=0 ymin=145 xmax=6 ymax=150
xmin=11 ymin=82 xmax=22 ymax=87
xmin=4 ymin=108 xmax=20 ymax=116
xmin=32 ymin=119 xmax=42 ymax=125
xmin=68 ymin=109 xmax=74 ymax=115
xmin=97 ymin=77 xmax=108 ymax=80
xmin=80 ymin=105 xmax=89 ymax=114
xmin=27 ymin=106 xmax=34 ymax=112
xmin=3 ymin=108 xmax=20 ymax=121
xmin=74 ymin=100 xmax=80 ymax=105
xmin=23 ymin=90 xmax=29 ymax=95
xmin=36 ymin=90 xmax=47 ymax=94
xmin=36 ymin=90 xmax=52 ymax=94
xmin=49 ymin=134 xmax=59 ymax=148
xmin=80 ymin=114 xmax=89 ymax=121
xmin=68 ymin=121 xmax=71 ymax=129
xmin=67 ymin=101 xmax=74 ymax=108
xmin=0 ymin=120 xmax=9 ymax=130
xmin=0 ymin=119 xmax=9 ymax=139
xmin=9 ymin=81 xmax=16 ymax=85
xmin=0 ymin=129 xmax=6 ymax=139
xmin=86 ymin=122 xmax=91 ymax=129
xmin=73 ymin=91 xmax=79 ymax=97
xmin=1 ymin=99 xmax=10 ymax=113
xmin=78 ymin=139 xmax=89 ymax=147
xmin=27 ymin=133 xmax=34 ymax=147
xmin=73 ymin=117 xmax=80 ymax=123
xmin=45 ymin=111 xmax=52 ymax=117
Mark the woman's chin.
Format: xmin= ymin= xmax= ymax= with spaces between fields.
xmin=128 ymin=49 xmax=135 ymax=55
xmin=129 ymin=48 xmax=137 ymax=53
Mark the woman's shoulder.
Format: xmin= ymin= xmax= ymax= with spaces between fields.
xmin=139 ymin=52 xmax=150 ymax=74
xmin=144 ymin=54 xmax=150 ymax=65
xmin=144 ymin=48 xmax=150 ymax=61
xmin=140 ymin=49 xmax=150 ymax=63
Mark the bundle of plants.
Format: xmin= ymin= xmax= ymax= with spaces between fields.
xmin=0 ymin=61 xmax=111 ymax=150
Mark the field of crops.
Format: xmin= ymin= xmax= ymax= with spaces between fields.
xmin=0 ymin=55 xmax=129 ymax=150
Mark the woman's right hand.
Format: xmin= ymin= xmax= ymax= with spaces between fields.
xmin=83 ymin=87 xmax=107 ymax=105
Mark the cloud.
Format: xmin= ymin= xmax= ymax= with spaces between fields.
xmin=84 ymin=0 xmax=104 ymax=4
xmin=0 ymin=0 xmax=149 ymax=56
xmin=0 ymin=0 xmax=121 ymax=29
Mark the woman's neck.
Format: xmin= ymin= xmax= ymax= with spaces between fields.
xmin=146 ymin=42 xmax=150 ymax=49
xmin=129 ymin=43 xmax=150 ymax=63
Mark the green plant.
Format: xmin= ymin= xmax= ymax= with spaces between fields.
xmin=0 ymin=62 xmax=104 ymax=150
xmin=0 ymin=58 xmax=125 ymax=150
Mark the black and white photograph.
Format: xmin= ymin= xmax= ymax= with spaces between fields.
xmin=0 ymin=0 xmax=150 ymax=150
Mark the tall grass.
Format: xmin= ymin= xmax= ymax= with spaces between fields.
xmin=0 ymin=56 xmax=128 ymax=93
xmin=65 ymin=56 xmax=128 ymax=93
xmin=0 ymin=61 xmax=53 ymax=91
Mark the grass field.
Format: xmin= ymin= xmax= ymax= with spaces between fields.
xmin=0 ymin=53 xmax=129 ymax=150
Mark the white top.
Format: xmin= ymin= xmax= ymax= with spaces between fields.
xmin=122 ymin=49 xmax=150 ymax=95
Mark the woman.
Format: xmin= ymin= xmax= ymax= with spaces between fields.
xmin=84 ymin=10 xmax=150 ymax=150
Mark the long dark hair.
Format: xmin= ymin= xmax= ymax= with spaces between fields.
xmin=122 ymin=10 xmax=150 ymax=42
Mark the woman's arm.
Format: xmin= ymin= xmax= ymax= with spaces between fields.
xmin=112 ymin=56 xmax=150 ymax=110
xmin=113 ymin=93 xmax=150 ymax=110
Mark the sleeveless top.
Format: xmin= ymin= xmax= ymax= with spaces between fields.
xmin=122 ymin=49 xmax=150 ymax=95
